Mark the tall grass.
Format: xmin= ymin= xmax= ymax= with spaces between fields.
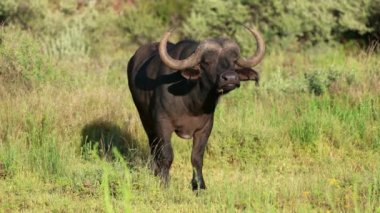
xmin=25 ymin=113 xmax=68 ymax=179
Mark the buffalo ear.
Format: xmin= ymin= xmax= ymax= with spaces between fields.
xmin=235 ymin=67 xmax=260 ymax=85
xmin=181 ymin=65 xmax=201 ymax=80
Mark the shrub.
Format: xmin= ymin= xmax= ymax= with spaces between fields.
xmin=181 ymin=0 xmax=262 ymax=55
xmin=0 ymin=0 xmax=48 ymax=28
xmin=42 ymin=16 xmax=90 ymax=59
xmin=368 ymin=0 xmax=380 ymax=41
xmin=305 ymin=71 xmax=335 ymax=96
xmin=243 ymin=0 xmax=331 ymax=47
xmin=182 ymin=0 xmax=250 ymax=39
xmin=304 ymin=66 xmax=357 ymax=96
xmin=242 ymin=0 xmax=374 ymax=47
xmin=150 ymin=0 xmax=192 ymax=25
xmin=0 ymin=28 xmax=54 ymax=90
xmin=0 ymin=0 xmax=18 ymax=24
xmin=120 ymin=1 xmax=167 ymax=45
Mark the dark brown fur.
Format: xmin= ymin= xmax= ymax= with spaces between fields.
xmin=127 ymin=38 xmax=259 ymax=190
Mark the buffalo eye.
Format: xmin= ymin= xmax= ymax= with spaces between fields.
xmin=201 ymin=59 xmax=213 ymax=67
xmin=225 ymin=50 xmax=239 ymax=61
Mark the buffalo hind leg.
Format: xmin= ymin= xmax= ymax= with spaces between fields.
xmin=148 ymin=133 xmax=174 ymax=186
xmin=191 ymin=120 xmax=213 ymax=191
xmin=148 ymin=134 xmax=160 ymax=176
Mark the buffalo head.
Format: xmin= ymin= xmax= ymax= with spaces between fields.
xmin=158 ymin=27 xmax=265 ymax=94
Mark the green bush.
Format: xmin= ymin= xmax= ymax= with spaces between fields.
xmin=242 ymin=0 xmax=375 ymax=47
xmin=43 ymin=16 xmax=90 ymax=59
xmin=120 ymin=1 xmax=167 ymax=45
xmin=0 ymin=0 xmax=47 ymax=28
xmin=304 ymin=67 xmax=356 ymax=96
xmin=182 ymin=0 xmax=250 ymax=39
xmin=253 ymin=0 xmax=335 ymax=46
xmin=150 ymin=0 xmax=192 ymax=25
xmin=333 ymin=0 xmax=371 ymax=35
xmin=368 ymin=0 xmax=380 ymax=41
xmin=305 ymin=70 xmax=338 ymax=96
xmin=181 ymin=0 xmax=263 ymax=55
xmin=0 ymin=28 xmax=54 ymax=90
xmin=0 ymin=0 xmax=18 ymax=24
xmin=3 ymin=0 xmax=379 ymax=51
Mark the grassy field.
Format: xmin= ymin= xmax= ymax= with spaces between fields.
xmin=0 ymin=26 xmax=380 ymax=212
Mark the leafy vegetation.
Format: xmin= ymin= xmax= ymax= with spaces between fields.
xmin=0 ymin=0 xmax=379 ymax=212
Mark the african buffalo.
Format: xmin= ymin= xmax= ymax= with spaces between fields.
xmin=127 ymin=26 xmax=265 ymax=190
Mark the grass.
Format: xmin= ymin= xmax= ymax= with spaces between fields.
xmin=0 ymin=24 xmax=380 ymax=212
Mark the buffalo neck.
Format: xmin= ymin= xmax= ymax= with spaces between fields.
xmin=183 ymin=73 xmax=220 ymax=115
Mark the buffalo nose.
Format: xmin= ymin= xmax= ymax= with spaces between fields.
xmin=220 ymin=71 xmax=238 ymax=83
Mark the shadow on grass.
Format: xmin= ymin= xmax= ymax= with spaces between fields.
xmin=81 ymin=119 xmax=148 ymax=167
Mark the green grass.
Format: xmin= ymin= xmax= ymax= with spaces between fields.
xmin=1 ymin=24 xmax=380 ymax=212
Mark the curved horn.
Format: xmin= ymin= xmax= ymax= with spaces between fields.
xmin=236 ymin=26 xmax=266 ymax=68
xmin=159 ymin=30 xmax=202 ymax=70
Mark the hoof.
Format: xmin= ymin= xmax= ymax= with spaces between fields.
xmin=191 ymin=179 xmax=206 ymax=192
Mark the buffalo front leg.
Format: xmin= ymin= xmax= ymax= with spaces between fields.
xmin=191 ymin=120 xmax=213 ymax=191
